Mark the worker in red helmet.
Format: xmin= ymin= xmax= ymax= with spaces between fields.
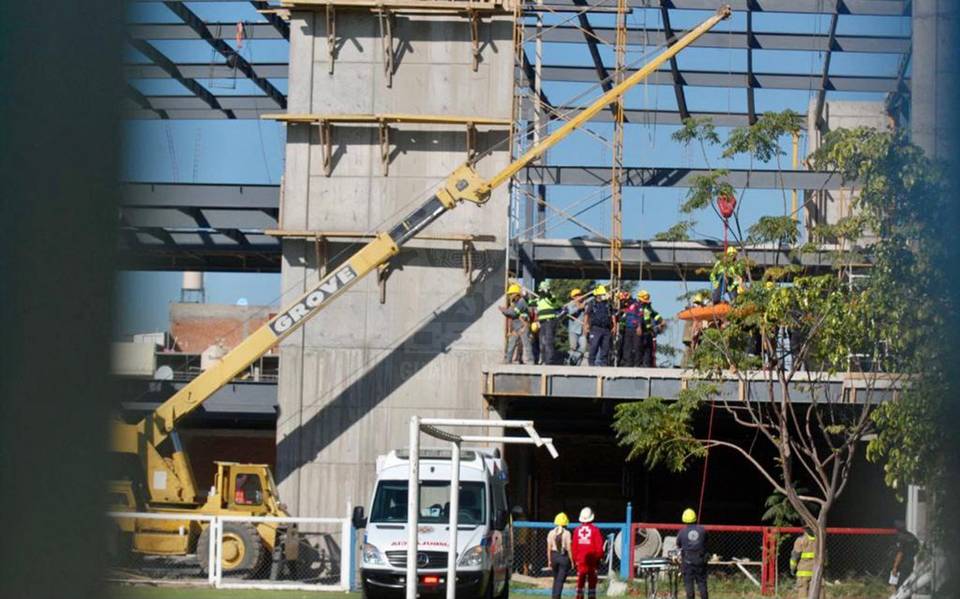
xmin=571 ymin=507 xmax=604 ymax=599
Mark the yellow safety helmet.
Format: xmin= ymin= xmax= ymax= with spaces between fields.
xmin=507 ymin=283 xmax=522 ymax=296
xmin=693 ymin=292 xmax=708 ymax=305
xmin=554 ymin=512 xmax=570 ymax=527
xmin=593 ymin=285 xmax=608 ymax=297
xmin=682 ymin=508 xmax=697 ymax=524
xmin=725 ymin=246 xmax=738 ymax=257
xmin=637 ymin=290 xmax=651 ymax=303
xmin=530 ymin=321 xmax=540 ymax=333
xmin=764 ymin=280 xmax=775 ymax=290
xmin=570 ymin=288 xmax=582 ymax=299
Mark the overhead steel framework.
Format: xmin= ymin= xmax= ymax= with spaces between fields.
xmin=121 ymin=1 xmax=912 ymax=277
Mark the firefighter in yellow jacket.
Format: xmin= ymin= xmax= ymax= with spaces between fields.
xmin=790 ymin=527 xmax=819 ymax=598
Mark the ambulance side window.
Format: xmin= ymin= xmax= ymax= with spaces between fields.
xmin=491 ymin=481 xmax=507 ymax=530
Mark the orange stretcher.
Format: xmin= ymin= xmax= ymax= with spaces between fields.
xmin=677 ymin=302 xmax=732 ymax=321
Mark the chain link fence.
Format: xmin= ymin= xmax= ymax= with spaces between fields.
xmin=107 ymin=512 xmax=352 ymax=591
xmin=513 ymin=522 xmax=626 ymax=580
xmin=630 ymin=523 xmax=897 ymax=596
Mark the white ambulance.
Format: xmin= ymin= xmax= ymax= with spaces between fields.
xmin=352 ymin=448 xmax=513 ymax=599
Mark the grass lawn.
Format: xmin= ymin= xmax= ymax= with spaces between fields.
xmin=110 ymin=576 xmax=892 ymax=599
xmin=111 ymin=587 xmax=360 ymax=599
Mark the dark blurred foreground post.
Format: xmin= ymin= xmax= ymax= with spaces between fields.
xmin=0 ymin=1 xmax=121 ymax=598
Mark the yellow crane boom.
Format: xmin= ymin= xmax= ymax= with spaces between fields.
xmin=113 ymin=5 xmax=732 ymax=506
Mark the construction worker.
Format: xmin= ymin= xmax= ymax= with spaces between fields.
xmin=500 ymin=283 xmax=533 ymax=364
xmin=790 ymin=527 xmax=818 ymax=599
xmin=889 ymin=520 xmax=920 ymax=589
xmin=564 ymin=288 xmax=589 ymax=365
xmin=536 ymin=281 xmax=563 ymax=365
xmin=572 ymin=507 xmax=604 ymax=599
xmin=678 ymin=508 xmax=709 ymax=599
xmin=612 ymin=291 xmax=632 ymax=366
xmin=584 ymin=286 xmax=615 ymax=366
xmin=681 ymin=292 xmax=709 ymax=366
xmin=618 ymin=292 xmax=643 ymax=367
xmin=637 ymin=290 xmax=665 ymax=367
xmin=547 ymin=512 xmax=573 ymax=599
xmin=710 ymin=246 xmax=745 ymax=304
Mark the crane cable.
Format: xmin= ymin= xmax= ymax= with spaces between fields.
xmin=696 ymin=7 xmax=739 ymax=521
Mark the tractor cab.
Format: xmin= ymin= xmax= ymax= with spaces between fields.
xmin=205 ymin=462 xmax=288 ymax=517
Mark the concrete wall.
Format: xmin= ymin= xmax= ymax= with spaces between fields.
xmin=276 ymin=10 xmax=514 ymax=516
xmin=804 ymin=100 xmax=891 ymax=235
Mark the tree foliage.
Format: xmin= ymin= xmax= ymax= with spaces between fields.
xmin=654 ymin=219 xmax=696 ymax=241
xmin=809 ymin=129 xmax=953 ymax=535
xmin=613 ymin=115 xmax=947 ymax=598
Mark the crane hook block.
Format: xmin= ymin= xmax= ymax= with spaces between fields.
xmin=435 ymin=164 xmax=492 ymax=209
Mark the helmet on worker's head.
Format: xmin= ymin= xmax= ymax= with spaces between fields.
xmin=764 ymin=280 xmax=775 ymax=291
xmin=693 ymin=292 xmax=708 ymax=306
xmin=682 ymin=508 xmax=697 ymax=524
xmin=593 ymin=285 xmax=608 ymax=297
xmin=725 ymin=246 xmax=738 ymax=257
xmin=637 ymin=289 xmax=651 ymax=303
xmin=570 ymin=288 xmax=582 ymax=299
xmin=507 ymin=283 xmax=522 ymax=296
xmin=530 ymin=321 xmax=541 ymax=333
xmin=554 ymin=512 xmax=570 ymax=527
xmin=578 ymin=507 xmax=595 ymax=523
xmin=538 ymin=280 xmax=552 ymax=294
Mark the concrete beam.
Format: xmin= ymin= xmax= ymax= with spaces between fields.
xmin=520 ymin=166 xmax=844 ymax=189
xmin=483 ymin=364 xmax=900 ymax=404
xmin=538 ymin=27 xmax=910 ymax=54
xmin=516 ymin=238 xmax=841 ymax=281
xmin=537 ymin=66 xmax=904 ymax=92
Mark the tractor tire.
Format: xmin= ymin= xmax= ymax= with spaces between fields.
xmin=197 ymin=522 xmax=265 ymax=578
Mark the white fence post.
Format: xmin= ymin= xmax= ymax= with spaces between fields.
xmin=213 ymin=517 xmax=224 ymax=588
xmin=208 ymin=517 xmax=219 ymax=586
xmin=341 ymin=511 xmax=352 ymax=590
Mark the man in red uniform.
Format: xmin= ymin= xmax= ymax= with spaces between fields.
xmin=572 ymin=507 xmax=604 ymax=599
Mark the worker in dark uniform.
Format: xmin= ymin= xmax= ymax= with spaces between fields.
xmin=584 ymin=286 xmax=614 ymax=366
xmin=677 ymin=508 xmax=708 ymax=599
xmin=637 ymin=290 xmax=665 ymax=367
xmin=890 ymin=520 xmax=920 ymax=589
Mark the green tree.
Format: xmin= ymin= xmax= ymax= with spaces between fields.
xmin=612 ymin=116 xmax=944 ymax=599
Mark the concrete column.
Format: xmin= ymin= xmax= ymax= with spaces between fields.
xmin=276 ymin=9 xmax=514 ymax=516
xmin=911 ymin=0 xmax=959 ymax=160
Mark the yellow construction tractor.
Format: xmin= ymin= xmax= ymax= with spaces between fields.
xmin=109 ymin=0 xmax=730 ymax=580
xmin=108 ymin=461 xmax=297 ymax=575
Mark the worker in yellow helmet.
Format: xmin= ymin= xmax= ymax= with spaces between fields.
xmin=547 ymin=512 xmax=573 ymax=599
xmin=636 ymin=290 xmax=665 ymax=368
xmin=710 ymin=246 xmax=745 ymax=305
xmin=584 ymin=285 xmax=614 ymax=366
xmin=500 ymin=283 xmax=533 ymax=364
xmin=678 ymin=508 xmax=709 ymax=599
xmin=536 ymin=280 xmax=563 ymax=365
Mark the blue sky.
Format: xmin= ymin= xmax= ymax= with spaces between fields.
xmin=119 ymin=3 xmax=909 ymax=342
